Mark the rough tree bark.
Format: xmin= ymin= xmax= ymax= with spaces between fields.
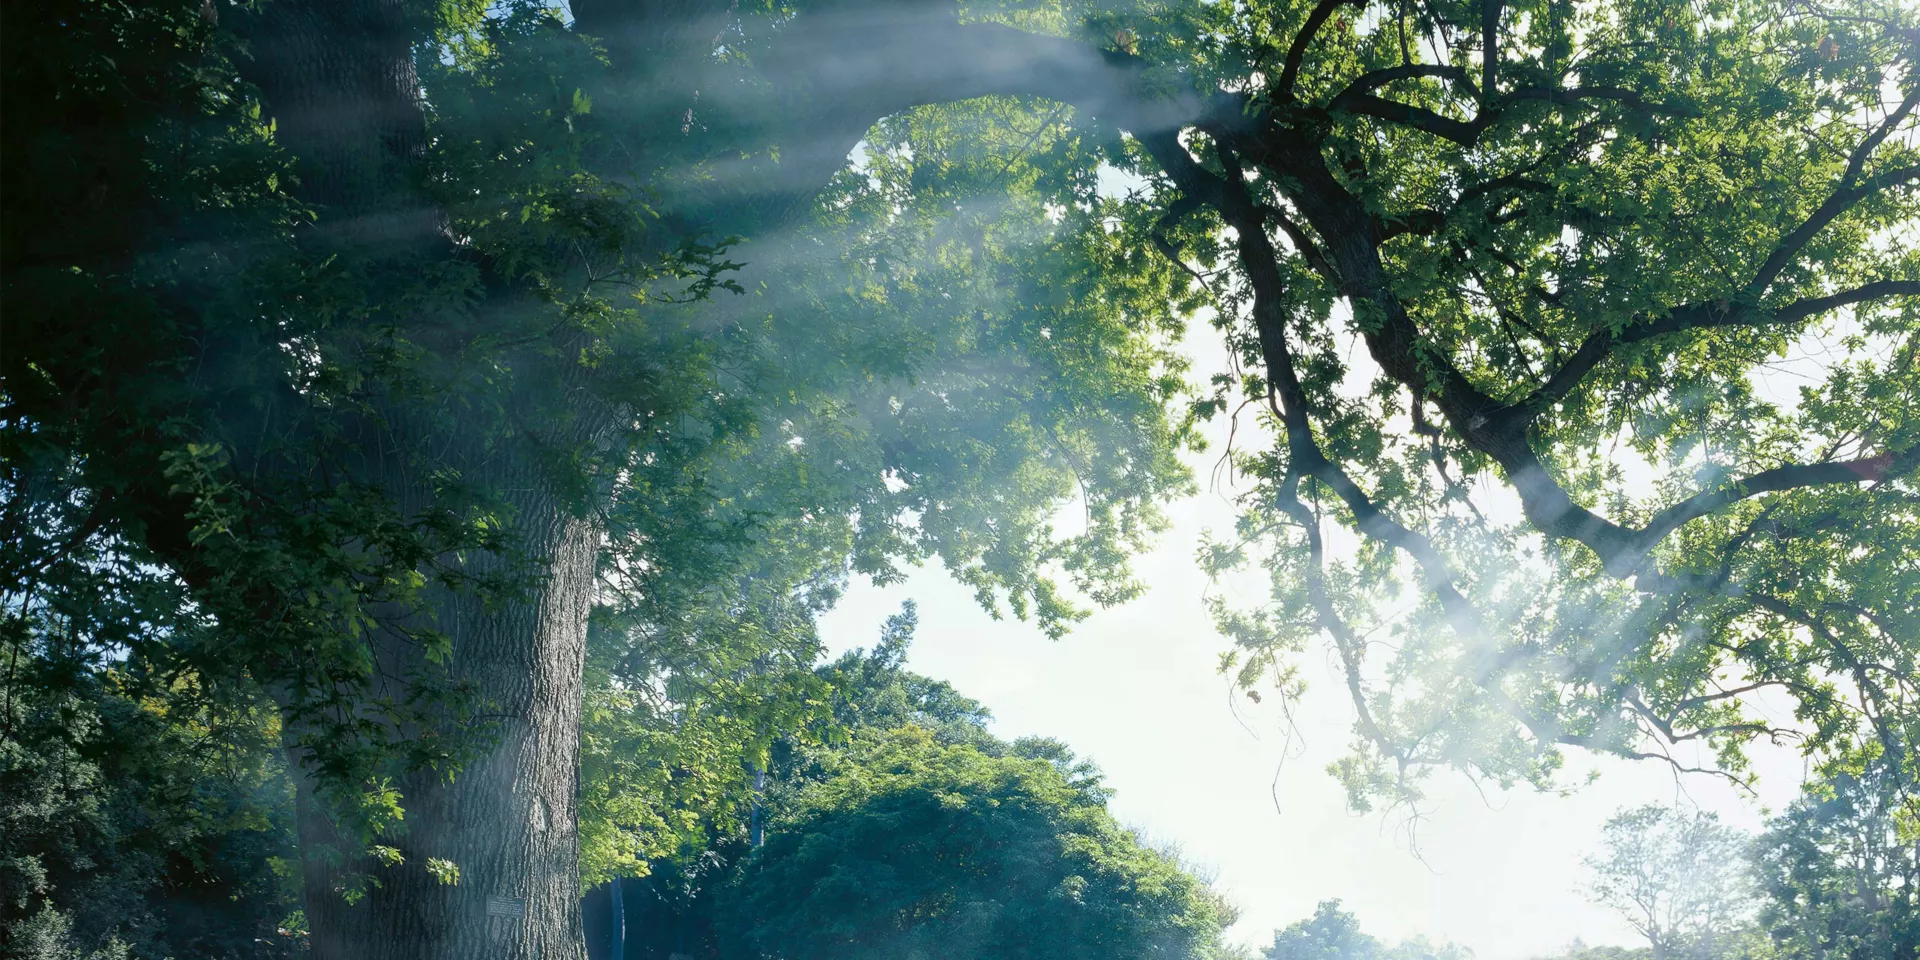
xmin=293 ymin=479 xmax=601 ymax=959
xmin=226 ymin=3 xmax=608 ymax=956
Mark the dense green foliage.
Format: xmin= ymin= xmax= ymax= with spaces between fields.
xmin=1753 ymin=754 xmax=1920 ymax=959
xmin=584 ymin=612 xmax=1237 ymax=960
xmin=1165 ymin=0 xmax=1920 ymax=808
xmin=718 ymin=727 xmax=1237 ymax=960
xmin=0 ymin=641 xmax=297 ymax=960
xmin=0 ymin=600 xmax=1249 ymax=959
xmin=2 ymin=0 xmax=1194 ymax=918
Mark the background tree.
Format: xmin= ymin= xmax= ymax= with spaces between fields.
xmin=1263 ymin=900 xmax=1468 ymax=960
xmin=0 ymin=622 xmax=299 ymax=960
xmin=1753 ymin=750 xmax=1920 ymax=959
xmin=588 ymin=607 xmax=1232 ymax=960
xmin=1526 ymin=946 xmax=1650 ymax=960
xmin=714 ymin=726 xmax=1238 ymax=960
xmin=1583 ymin=806 xmax=1755 ymax=960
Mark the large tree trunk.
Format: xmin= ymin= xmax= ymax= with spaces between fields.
xmin=228 ymin=4 xmax=602 ymax=953
xmin=291 ymin=463 xmax=600 ymax=960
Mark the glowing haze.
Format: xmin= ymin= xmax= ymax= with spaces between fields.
xmin=817 ymin=317 xmax=1814 ymax=959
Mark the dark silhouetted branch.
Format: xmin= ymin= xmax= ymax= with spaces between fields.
xmin=1480 ymin=0 xmax=1501 ymax=101
xmin=1749 ymin=162 xmax=1920 ymax=293
xmin=1327 ymin=92 xmax=1484 ymax=146
xmin=1330 ymin=63 xmax=1480 ymax=105
xmin=1278 ymin=0 xmax=1367 ymax=102
xmin=1640 ymin=453 xmax=1900 ymax=546
xmin=1528 ymin=280 xmax=1920 ymax=410
xmin=1329 ymin=81 xmax=1694 ymax=149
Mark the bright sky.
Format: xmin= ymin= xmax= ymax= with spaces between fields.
xmin=814 ymin=318 xmax=1816 ymax=959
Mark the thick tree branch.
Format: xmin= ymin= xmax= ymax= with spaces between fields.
xmin=1779 ymin=278 xmax=1920 ymax=322
xmin=1844 ymin=82 xmax=1920 ymax=190
xmin=1748 ymin=162 xmax=1920 ymax=293
xmin=1329 ymin=63 xmax=1481 ymax=105
xmin=1329 ymin=81 xmax=1695 ymax=149
xmin=1327 ymin=92 xmax=1485 ymax=146
xmin=1264 ymin=204 xmax=1339 ymax=282
xmin=1480 ymin=0 xmax=1502 ymax=103
xmin=1220 ymin=84 xmax=1905 ymax=583
xmin=1278 ymin=0 xmax=1367 ymax=102
xmin=720 ymin=6 xmax=1216 ymax=234
xmin=1215 ymin=121 xmax=1505 ymax=421
xmin=1143 ymin=131 xmax=1473 ymax=617
xmin=1203 ymin=121 xmax=1645 ymax=583
xmin=1141 ymin=129 xmax=1587 ymax=753
xmin=1193 ymin=110 xmax=1668 ymax=591
xmin=1528 ymin=280 xmax=1920 ymax=410
xmin=1640 ymin=454 xmax=1901 ymax=548
xmin=1147 ymin=193 xmax=1217 ymax=296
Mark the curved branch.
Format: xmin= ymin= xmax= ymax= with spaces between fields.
xmin=1143 ymin=132 xmax=1471 ymax=606
xmin=1640 ymin=453 xmax=1902 ymax=548
xmin=1329 ymin=82 xmax=1696 ymax=149
xmin=1844 ymin=82 xmax=1920 ymax=192
xmin=1264 ymin=204 xmax=1339 ymax=282
xmin=1327 ymin=92 xmax=1485 ymax=146
xmin=1777 ymin=277 xmax=1920 ymax=323
xmin=1748 ymin=162 xmax=1920 ymax=293
xmin=1142 ymin=129 xmax=1584 ymax=752
xmin=1329 ymin=63 xmax=1480 ymax=105
xmin=1277 ymin=0 xmax=1366 ymax=102
xmin=1527 ymin=280 xmax=1920 ymax=410
xmin=1147 ymin=193 xmax=1221 ymax=298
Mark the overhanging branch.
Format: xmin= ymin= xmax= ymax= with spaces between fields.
xmin=1527 ymin=280 xmax=1920 ymax=410
xmin=716 ymin=6 xmax=1220 ymax=234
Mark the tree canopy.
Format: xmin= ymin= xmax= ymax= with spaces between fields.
xmin=1583 ymin=805 xmax=1755 ymax=960
xmin=1264 ymin=900 xmax=1467 ymax=960
xmin=3 ymin=0 xmax=1918 ymax=954
xmin=717 ymin=727 xmax=1237 ymax=960
xmin=1753 ymin=752 xmax=1920 ymax=959
xmin=588 ymin=613 xmax=1241 ymax=960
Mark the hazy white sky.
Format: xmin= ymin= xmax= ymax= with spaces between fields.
xmin=814 ymin=320 xmax=1815 ymax=959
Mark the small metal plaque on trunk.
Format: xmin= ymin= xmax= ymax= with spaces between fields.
xmin=486 ymin=895 xmax=527 ymax=919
